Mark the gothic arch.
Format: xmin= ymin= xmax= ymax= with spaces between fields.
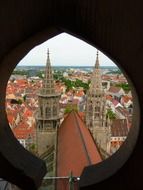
xmin=1 ymin=29 xmax=140 ymax=190
xmin=0 ymin=1 xmax=142 ymax=190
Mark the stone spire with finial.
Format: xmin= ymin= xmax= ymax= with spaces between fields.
xmin=85 ymin=50 xmax=110 ymax=158
xmin=36 ymin=48 xmax=61 ymax=155
xmin=95 ymin=50 xmax=100 ymax=69
xmin=42 ymin=48 xmax=55 ymax=95
xmin=89 ymin=50 xmax=103 ymax=96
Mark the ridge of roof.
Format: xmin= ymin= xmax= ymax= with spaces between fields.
xmin=57 ymin=111 xmax=102 ymax=177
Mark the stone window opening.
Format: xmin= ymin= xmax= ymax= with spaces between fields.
xmin=0 ymin=19 xmax=140 ymax=190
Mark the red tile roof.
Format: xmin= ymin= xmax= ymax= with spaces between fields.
xmin=106 ymin=95 xmax=113 ymax=101
xmin=121 ymin=95 xmax=132 ymax=103
xmin=74 ymin=90 xmax=85 ymax=97
xmin=108 ymin=86 xmax=121 ymax=93
xmin=13 ymin=121 xmax=35 ymax=140
xmin=78 ymin=112 xmax=85 ymax=121
xmin=111 ymin=119 xmax=129 ymax=137
xmin=116 ymin=107 xmax=129 ymax=116
xmin=57 ymin=111 xmax=102 ymax=179
xmin=112 ymin=99 xmax=120 ymax=106
xmin=24 ymin=108 xmax=33 ymax=117
xmin=7 ymin=114 xmax=14 ymax=124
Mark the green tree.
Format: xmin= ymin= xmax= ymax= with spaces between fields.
xmin=106 ymin=109 xmax=116 ymax=120
xmin=115 ymin=83 xmax=131 ymax=92
xmin=65 ymin=79 xmax=73 ymax=91
xmin=17 ymin=99 xmax=23 ymax=105
xmin=64 ymin=104 xmax=78 ymax=114
xmin=28 ymin=143 xmax=38 ymax=155
xmin=36 ymin=71 xmax=44 ymax=78
xmin=23 ymin=94 xmax=27 ymax=102
xmin=12 ymin=70 xmax=28 ymax=76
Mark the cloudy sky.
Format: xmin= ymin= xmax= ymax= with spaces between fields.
xmin=18 ymin=33 xmax=116 ymax=67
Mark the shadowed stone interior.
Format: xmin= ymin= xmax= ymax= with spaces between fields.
xmin=0 ymin=1 xmax=142 ymax=189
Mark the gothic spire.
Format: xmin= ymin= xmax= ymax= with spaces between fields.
xmin=85 ymin=50 xmax=110 ymax=158
xmin=43 ymin=48 xmax=55 ymax=94
xmin=89 ymin=50 xmax=103 ymax=95
xmin=95 ymin=50 xmax=99 ymax=69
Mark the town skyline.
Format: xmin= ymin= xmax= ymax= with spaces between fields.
xmin=6 ymin=50 xmax=132 ymax=190
xmin=18 ymin=33 xmax=116 ymax=67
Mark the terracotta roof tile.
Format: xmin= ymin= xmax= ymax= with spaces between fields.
xmin=116 ymin=107 xmax=129 ymax=116
xmin=112 ymin=99 xmax=120 ymax=106
xmin=57 ymin=111 xmax=102 ymax=178
xmin=111 ymin=119 xmax=129 ymax=137
xmin=121 ymin=95 xmax=132 ymax=103
xmin=106 ymin=95 xmax=113 ymax=101
xmin=13 ymin=121 xmax=35 ymax=139
xmin=108 ymin=86 xmax=121 ymax=93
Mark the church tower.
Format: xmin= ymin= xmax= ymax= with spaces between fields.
xmin=36 ymin=49 xmax=61 ymax=155
xmin=85 ymin=51 xmax=111 ymax=158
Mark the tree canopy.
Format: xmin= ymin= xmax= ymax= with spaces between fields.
xmin=106 ymin=109 xmax=116 ymax=120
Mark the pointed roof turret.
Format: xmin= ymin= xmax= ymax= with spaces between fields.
xmin=40 ymin=48 xmax=56 ymax=95
xmin=37 ymin=48 xmax=61 ymax=96
xmin=95 ymin=50 xmax=99 ymax=69
xmin=43 ymin=48 xmax=54 ymax=87
xmin=89 ymin=50 xmax=103 ymax=95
